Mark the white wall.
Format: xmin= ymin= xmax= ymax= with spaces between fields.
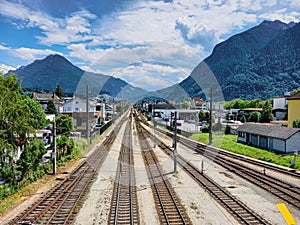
xmin=273 ymin=97 xmax=287 ymax=110
xmin=63 ymin=98 xmax=96 ymax=113
xmin=286 ymin=132 xmax=300 ymax=153
xmin=273 ymin=138 xmax=285 ymax=152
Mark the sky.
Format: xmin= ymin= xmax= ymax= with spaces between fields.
xmin=0 ymin=0 xmax=299 ymax=91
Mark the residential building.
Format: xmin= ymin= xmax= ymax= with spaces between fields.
xmin=62 ymin=97 xmax=98 ymax=128
xmin=193 ymin=97 xmax=206 ymax=110
xmin=287 ymin=92 xmax=300 ymax=128
xmin=32 ymin=92 xmax=63 ymax=114
xmin=237 ymin=123 xmax=300 ymax=153
xmin=62 ymin=97 xmax=112 ymax=128
xmin=273 ymin=92 xmax=289 ymax=120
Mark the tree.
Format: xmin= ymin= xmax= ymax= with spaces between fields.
xmin=17 ymin=139 xmax=47 ymax=181
xmin=198 ymin=110 xmax=205 ymax=121
xmin=261 ymin=101 xmax=274 ymax=123
xmin=56 ymin=114 xmax=73 ymax=135
xmin=46 ymin=100 xmax=57 ymax=115
xmin=225 ymin=125 xmax=231 ymax=134
xmin=181 ymin=101 xmax=189 ymax=109
xmin=21 ymin=97 xmax=47 ymax=129
xmin=0 ymin=74 xmax=36 ymax=183
xmin=291 ymin=87 xmax=300 ymax=95
xmin=248 ymin=111 xmax=261 ymax=122
xmin=292 ymin=120 xmax=300 ymax=128
xmin=54 ymin=84 xmax=63 ymax=98
xmin=240 ymin=115 xmax=247 ymax=123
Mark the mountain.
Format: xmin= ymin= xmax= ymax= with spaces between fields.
xmin=5 ymin=54 xmax=147 ymax=99
xmin=158 ymin=20 xmax=300 ymax=101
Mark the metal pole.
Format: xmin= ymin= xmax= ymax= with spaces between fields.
xmin=86 ymin=85 xmax=89 ymax=143
xmin=153 ymin=104 xmax=156 ymax=148
xmin=53 ymin=121 xmax=56 ymax=175
xmin=209 ymin=88 xmax=213 ymax=145
xmin=173 ymin=111 xmax=177 ymax=173
xmin=112 ymin=98 xmax=115 ymax=123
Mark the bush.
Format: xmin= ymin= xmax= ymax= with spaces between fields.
xmin=225 ymin=125 xmax=231 ymax=134
xmin=201 ymin=126 xmax=209 ymax=133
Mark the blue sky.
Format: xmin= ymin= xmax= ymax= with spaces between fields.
xmin=0 ymin=0 xmax=299 ymax=91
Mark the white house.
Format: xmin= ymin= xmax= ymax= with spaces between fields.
xmin=273 ymin=93 xmax=289 ymax=120
xmin=237 ymin=123 xmax=300 ymax=153
xmin=62 ymin=97 xmax=97 ymax=113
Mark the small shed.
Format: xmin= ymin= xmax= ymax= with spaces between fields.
xmin=237 ymin=123 xmax=300 ymax=153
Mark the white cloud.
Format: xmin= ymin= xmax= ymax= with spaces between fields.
xmin=14 ymin=47 xmax=61 ymax=60
xmin=286 ymin=0 xmax=300 ymax=8
xmin=92 ymin=0 xmax=260 ymax=55
xmin=0 ymin=43 xmax=9 ymax=50
xmin=0 ymin=44 xmax=61 ymax=61
xmin=131 ymin=76 xmax=174 ymax=91
xmin=175 ymin=17 xmax=219 ymax=51
xmin=0 ymin=64 xmax=16 ymax=74
xmin=259 ymin=8 xmax=300 ymax=23
xmin=0 ymin=1 xmax=59 ymax=30
xmin=0 ymin=1 xmax=97 ymax=45
xmin=1 ymin=0 xmax=300 ymax=91
xmin=108 ymin=61 xmax=189 ymax=91
xmin=37 ymin=11 xmax=97 ymax=45
xmin=69 ymin=41 xmax=201 ymax=75
xmin=65 ymin=0 xmax=299 ymax=87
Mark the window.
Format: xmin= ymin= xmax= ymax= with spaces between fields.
xmin=238 ymin=131 xmax=245 ymax=138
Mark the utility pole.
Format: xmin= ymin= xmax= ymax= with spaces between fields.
xmin=153 ymin=104 xmax=156 ymax=148
xmin=112 ymin=98 xmax=115 ymax=123
xmin=173 ymin=111 xmax=177 ymax=173
xmin=209 ymin=88 xmax=213 ymax=145
xmin=86 ymin=85 xmax=89 ymax=143
xmin=52 ymin=121 xmax=57 ymax=175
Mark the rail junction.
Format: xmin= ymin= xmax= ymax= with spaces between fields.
xmin=5 ymin=109 xmax=299 ymax=225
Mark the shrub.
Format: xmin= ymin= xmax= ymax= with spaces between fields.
xmin=201 ymin=126 xmax=209 ymax=133
xmin=225 ymin=125 xmax=231 ymax=134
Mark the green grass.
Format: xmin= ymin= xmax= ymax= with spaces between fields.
xmin=190 ymin=133 xmax=300 ymax=169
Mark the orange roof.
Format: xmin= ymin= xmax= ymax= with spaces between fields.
xmin=193 ymin=97 xmax=205 ymax=104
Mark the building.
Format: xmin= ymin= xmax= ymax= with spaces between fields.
xmin=287 ymin=92 xmax=300 ymax=128
xmin=237 ymin=123 xmax=300 ymax=153
xmin=238 ymin=108 xmax=263 ymax=118
xmin=62 ymin=97 xmax=113 ymax=128
xmin=273 ymin=92 xmax=290 ymax=120
xmin=193 ymin=97 xmax=206 ymax=110
xmin=32 ymin=92 xmax=63 ymax=114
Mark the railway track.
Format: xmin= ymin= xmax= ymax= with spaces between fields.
xmin=108 ymin=114 xmax=139 ymax=225
xmin=173 ymin=135 xmax=300 ymax=210
xmin=137 ymin=121 xmax=271 ymax=225
xmin=135 ymin=117 xmax=191 ymax=225
xmin=8 ymin=113 xmax=129 ymax=225
xmin=137 ymin=112 xmax=300 ymax=210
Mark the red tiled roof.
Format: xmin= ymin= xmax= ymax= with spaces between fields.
xmin=193 ymin=97 xmax=205 ymax=104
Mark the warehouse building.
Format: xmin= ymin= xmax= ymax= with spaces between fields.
xmin=237 ymin=123 xmax=300 ymax=153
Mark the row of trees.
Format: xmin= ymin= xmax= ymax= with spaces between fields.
xmin=224 ymin=98 xmax=273 ymax=110
xmin=240 ymin=101 xmax=274 ymax=123
xmin=0 ymin=75 xmax=48 ymax=185
xmin=0 ymin=74 xmax=75 ymax=192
